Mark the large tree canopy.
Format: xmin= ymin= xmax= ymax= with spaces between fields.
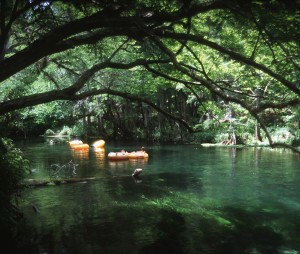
xmin=0 ymin=0 xmax=300 ymax=150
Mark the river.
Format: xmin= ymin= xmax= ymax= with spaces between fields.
xmin=16 ymin=138 xmax=300 ymax=254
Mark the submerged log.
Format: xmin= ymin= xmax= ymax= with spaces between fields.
xmin=23 ymin=177 xmax=96 ymax=187
xmin=23 ymin=179 xmax=50 ymax=186
xmin=23 ymin=172 xmax=144 ymax=187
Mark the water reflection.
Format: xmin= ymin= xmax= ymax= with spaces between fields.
xmin=15 ymin=140 xmax=300 ymax=254
xmin=93 ymin=148 xmax=105 ymax=164
xmin=49 ymin=160 xmax=79 ymax=178
xmin=132 ymin=175 xmax=143 ymax=184
xmin=93 ymin=147 xmax=105 ymax=154
xmin=129 ymin=157 xmax=149 ymax=167
xmin=71 ymin=149 xmax=89 ymax=160
xmin=107 ymin=160 xmax=130 ymax=176
xmin=106 ymin=156 xmax=149 ymax=177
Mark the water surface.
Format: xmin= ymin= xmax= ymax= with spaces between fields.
xmin=18 ymin=138 xmax=300 ymax=254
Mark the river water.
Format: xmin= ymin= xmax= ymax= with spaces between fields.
xmin=17 ymin=138 xmax=300 ymax=254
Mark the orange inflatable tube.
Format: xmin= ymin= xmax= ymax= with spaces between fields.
xmin=92 ymin=139 xmax=105 ymax=148
xmin=72 ymin=144 xmax=89 ymax=150
xmin=128 ymin=151 xmax=149 ymax=159
xmin=69 ymin=140 xmax=83 ymax=147
xmin=108 ymin=152 xmax=129 ymax=161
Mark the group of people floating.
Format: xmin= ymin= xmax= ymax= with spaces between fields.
xmin=69 ymin=139 xmax=149 ymax=160
xmin=68 ymin=139 xmax=147 ymax=178
xmin=69 ymin=139 xmax=148 ymax=160
xmin=107 ymin=146 xmax=148 ymax=161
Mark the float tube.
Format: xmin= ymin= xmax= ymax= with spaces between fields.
xmin=69 ymin=140 xmax=83 ymax=147
xmin=108 ymin=152 xmax=129 ymax=161
xmin=128 ymin=151 xmax=149 ymax=159
xmin=72 ymin=144 xmax=89 ymax=151
xmin=92 ymin=139 xmax=105 ymax=148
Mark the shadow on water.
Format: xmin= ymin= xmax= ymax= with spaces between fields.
xmin=9 ymin=140 xmax=300 ymax=254
xmin=12 ymin=200 xmax=300 ymax=254
xmin=12 ymin=175 xmax=300 ymax=254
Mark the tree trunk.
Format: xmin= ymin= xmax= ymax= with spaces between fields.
xmin=255 ymin=88 xmax=263 ymax=141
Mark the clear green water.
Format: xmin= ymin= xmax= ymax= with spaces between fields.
xmin=17 ymin=138 xmax=300 ymax=254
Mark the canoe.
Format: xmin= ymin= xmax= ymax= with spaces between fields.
xmin=108 ymin=152 xmax=129 ymax=161
xmin=92 ymin=139 xmax=105 ymax=148
xmin=128 ymin=151 xmax=149 ymax=159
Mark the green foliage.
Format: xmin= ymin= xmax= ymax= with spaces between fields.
xmin=290 ymin=128 xmax=300 ymax=147
xmin=0 ymin=0 xmax=299 ymax=147
xmin=0 ymin=137 xmax=30 ymax=242
xmin=0 ymin=138 xmax=30 ymax=196
xmin=193 ymin=131 xmax=216 ymax=143
xmin=69 ymin=121 xmax=87 ymax=137
xmin=59 ymin=126 xmax=72 ymax=136
xmin=269 ymin=127 xmax=294 ymax=144
xmin=44 ymin=129 xmax=56 ymax=136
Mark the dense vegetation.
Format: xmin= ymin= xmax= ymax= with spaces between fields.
xmin=0 ymin=138 xmax=30 ymax=248
xmin=0 ymin=0 xmax=299 ymax=148
xmin=0 ymin=0 xmax=299 ymax=251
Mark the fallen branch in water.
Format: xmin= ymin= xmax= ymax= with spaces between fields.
xmin=22 ymin=177 xmax=97 ymax=187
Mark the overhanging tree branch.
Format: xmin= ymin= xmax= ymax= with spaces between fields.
xmin=156 ymin=31 xmax=300 ymax=97
xmin=0 ymin=59 xmax=170 ymax=115
xmin=0 ymin=1 xmax=227 ymax=83
xmin=148 ymin=32 xmax=300 ymax=153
